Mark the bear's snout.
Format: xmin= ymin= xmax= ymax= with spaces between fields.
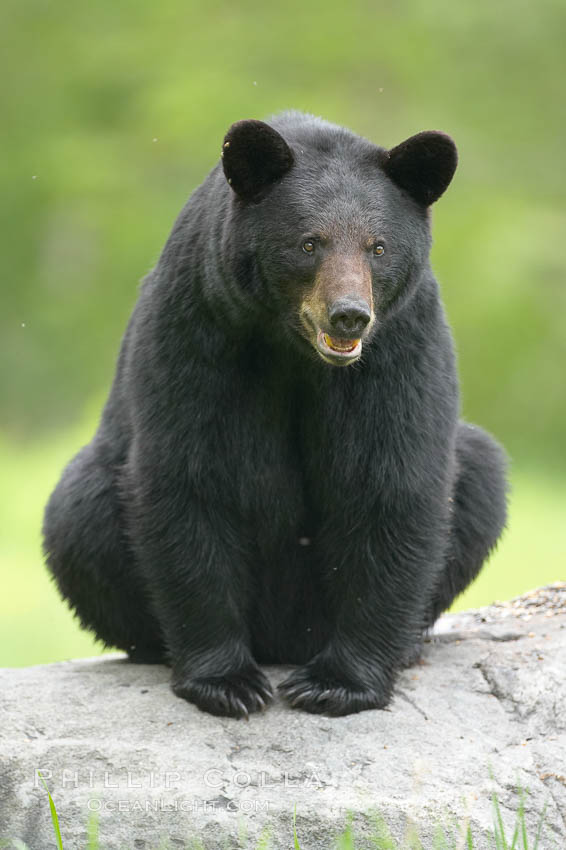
xmin=298 ymin=253 xmax=375 ymax=365
xmin=328 ymin=297 xmax=371 ymax=337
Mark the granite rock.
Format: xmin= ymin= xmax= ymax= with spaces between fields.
xmin=1 ymin=585 xmax=565 ymax=849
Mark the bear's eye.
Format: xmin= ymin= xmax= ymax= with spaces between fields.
xmin=302 ymin=240 xmax=315 ymax=254
xmin=373 ymin=244 xmax=385 ymax=256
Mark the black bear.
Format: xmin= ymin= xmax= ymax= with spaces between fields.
xmin=43 ymin=112 xmax=507 ymax=718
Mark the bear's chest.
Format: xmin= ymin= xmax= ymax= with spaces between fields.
xmin=218 ymin=363 xmax=376 ymax=532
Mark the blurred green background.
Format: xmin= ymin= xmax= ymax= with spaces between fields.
xmin=1 ymin=0 xmax=564 ymax=667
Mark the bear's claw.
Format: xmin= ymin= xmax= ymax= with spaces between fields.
xmin=278 ymin=665 xmax=390 ymax=716
xmin=173 ymin=668 xmax=273 ymax=718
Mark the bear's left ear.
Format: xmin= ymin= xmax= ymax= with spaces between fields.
xmin=221 ymin=119 xmax=295 ymax=202
xmin=382 ymin=131 xmax=458 ymax=206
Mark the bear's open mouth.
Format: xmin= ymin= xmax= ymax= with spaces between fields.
xmin=323 ymin=334 xmax=359 ymax=353
xmin=316 ymin=329 xmax=362 ymax=363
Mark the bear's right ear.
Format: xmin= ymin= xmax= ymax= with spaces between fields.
xmin=221 ymin=120 xmax=294 ymax=203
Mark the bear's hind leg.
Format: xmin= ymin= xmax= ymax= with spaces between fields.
xmin=43 ymin=441 xmax=165 ymax=662
xmin=427 ymin=422 xmax=508 ymax=627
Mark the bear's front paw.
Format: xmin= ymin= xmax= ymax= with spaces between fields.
xmin=172 ymin=667 xmax=273 ymax=718
xmin=278 ymin=663 xmax=392 ymax=716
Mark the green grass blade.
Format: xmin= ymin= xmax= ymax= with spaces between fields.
xmin=367 ymin=813 xmax=396 ymax=849
xmin=466 ymin=822 xmax=474 ymax=850
xmin=492 ymin=792 xmax=508 ymax=850
xmin=37 ymin=773 xmax=64 ymax=850
xmin=255 ymin=826 xmax=272 ymax=850
xmin=519 ymin=794 xmax=528 ymax=850
xmin=335 ymin=814 xmax=355 ymax=849
xmin=532 ymin=801 xmax=547 ymax=850
xmin=293 ymin=804 xmax=301 ymax=850
xmin=432 ymin=823 xmax=449 ymax=849
xmin=405 ymin=821 xmax=424 ymax=850
xmin=86 ymin=809 xmax=99 ymax=850
xmin=509 ymin=788 xmax=524 ymax=850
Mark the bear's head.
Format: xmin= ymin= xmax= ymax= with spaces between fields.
xmin=221 ymin=115 xmax=457 ymax=366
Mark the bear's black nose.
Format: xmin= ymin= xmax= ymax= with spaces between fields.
xmin=328 ymin=298 xmax=371 ymax=337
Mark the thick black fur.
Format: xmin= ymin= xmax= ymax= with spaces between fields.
xmin=43 ymin=112 xmax=508 ymax=718
xmin=382 ymin=131 xmax=458 ymax=206
xmin=222 ymin=119 xmax=295 ymax=202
